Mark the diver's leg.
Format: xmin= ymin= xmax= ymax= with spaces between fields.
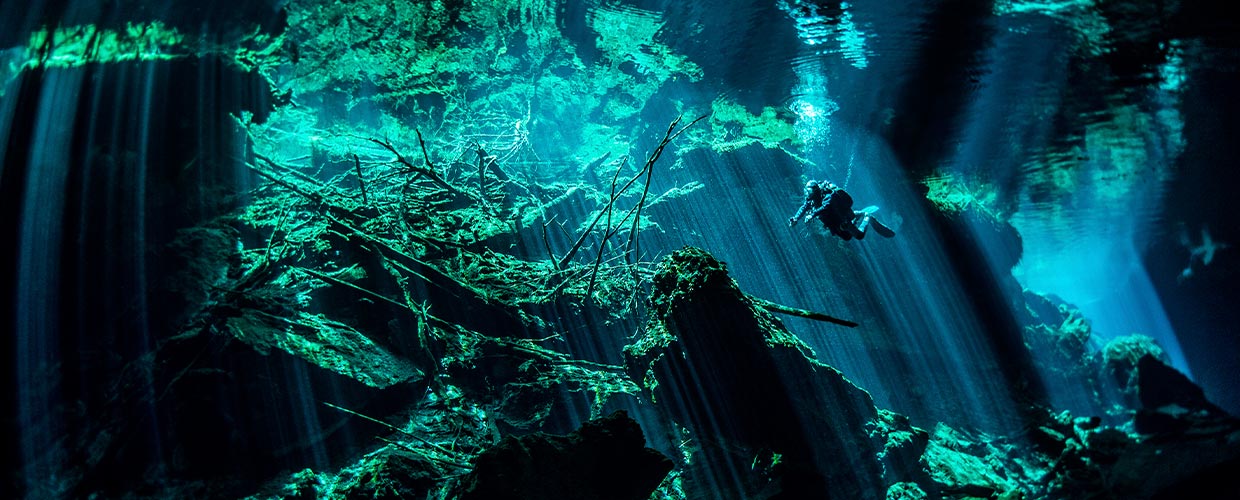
xmin=850 ymin=212 xmax=869 ymax=239
xmin=829 ymin=224 xmax=853 ymax=240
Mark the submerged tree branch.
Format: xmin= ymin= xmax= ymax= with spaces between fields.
xmin=353 ymin=153 xmax=369 ymax=205
xmin=322 ymin=402 xmax=466 ymax=465
xmin=626 ymin=114 xmax=708 ymax=265
xmin=745 ymin=294 xmax=859 ymax=328
xmin=369 ymin=137 xmax=469 ymax=199
xmin=558 ymin=156 xmax=631 ymax=268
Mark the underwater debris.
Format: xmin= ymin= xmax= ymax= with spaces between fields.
xmin=557 ymin=114 xmax=707 ymax=299
xmin=119 ymin=109 xmax=719 ymax=497
xmin=745 ymin=293 xmax=858 ymax=327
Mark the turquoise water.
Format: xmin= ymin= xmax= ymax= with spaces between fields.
xmin=3 ymin=1 xmax=1238 ymax=498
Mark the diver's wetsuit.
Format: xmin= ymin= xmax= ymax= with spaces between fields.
xmin=816 ymin=186 xmax=859 ymax=240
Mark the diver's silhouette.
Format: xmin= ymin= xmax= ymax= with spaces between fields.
xmin=1178 ymin=224 xmax=1229 ymax=283
xmin=788 ymin=180 xmax=894 ymax=240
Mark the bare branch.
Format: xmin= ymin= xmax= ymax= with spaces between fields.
xmin=745 ymin=294 xmax=859 ymax=328
xmin=369 ymin=137 xmax=471 ymax=200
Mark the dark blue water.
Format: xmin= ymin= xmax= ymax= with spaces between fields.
xmin=3 ymin=1 xmax=1239 ymax=498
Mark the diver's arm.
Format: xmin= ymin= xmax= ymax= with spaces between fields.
xmin=789 ymin=200 xmax=813 ymax=226
xmin=810 ymin=202 xmax=829 ymax=218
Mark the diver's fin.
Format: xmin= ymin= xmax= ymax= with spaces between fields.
xmin=871 ymin=218 xmax=895 ymax=238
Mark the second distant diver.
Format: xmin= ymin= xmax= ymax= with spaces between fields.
xmin=788 ymin=180 xmax=895 ymax=240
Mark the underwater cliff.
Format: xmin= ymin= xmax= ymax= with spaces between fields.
xmin=3 ymin=0 xmax=1239 ymax=499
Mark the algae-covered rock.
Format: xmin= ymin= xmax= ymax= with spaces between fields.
xmin=1101 ymin=334 xmax=1169 ymax=394
xmin=871 ymin=409 xmax=932 ymax=484
xmin=624 ymin=246 xmax=890 ymax=498
xmin=922 ymin=424 xmax=1023 ymax=499
xmin=886 ymin=481 xmax=928 ymax=500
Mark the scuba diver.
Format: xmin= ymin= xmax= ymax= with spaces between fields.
xmin=788 ymin=180 xmax=895 ymax=240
